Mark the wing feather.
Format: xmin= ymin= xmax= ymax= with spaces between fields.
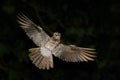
xmin=53 ymin=44 xmax=96 ymax=62
xmin=17 ymin=14 xmax=50 ymax=46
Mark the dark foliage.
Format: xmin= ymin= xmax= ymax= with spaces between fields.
xmin=0 ymin=0 xmax=120 ymax=80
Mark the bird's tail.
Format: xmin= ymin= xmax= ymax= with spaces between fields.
xmin=28 ymin=48 xmax=53 ymax=70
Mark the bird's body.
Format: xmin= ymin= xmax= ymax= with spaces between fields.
xmin=44 ymin=36 xmax=60 ymax=51
xmin=17 ymin=14 xmax=96 ymax=70
xmin=40 ymin=34 xmax=60 ymax=57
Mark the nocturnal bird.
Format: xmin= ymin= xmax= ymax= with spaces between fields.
xmin=17 ymin=14 xmax=96 ymax=70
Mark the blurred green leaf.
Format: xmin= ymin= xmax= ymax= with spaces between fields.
xmin=2 ymin=5 xmax=15 ymax=14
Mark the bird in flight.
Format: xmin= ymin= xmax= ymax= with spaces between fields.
xmin=17 ymin=14 xmax=96 ymax=70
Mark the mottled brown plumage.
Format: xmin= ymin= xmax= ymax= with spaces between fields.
xmin=17 ymin=14 xmax=96 ymax=70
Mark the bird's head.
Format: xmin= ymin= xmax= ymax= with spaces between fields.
xmin=52 ymin=32 xmax=61 ymax=41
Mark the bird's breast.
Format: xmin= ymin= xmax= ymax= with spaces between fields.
xmin=45 ymin=40 xmax=59 ymax=51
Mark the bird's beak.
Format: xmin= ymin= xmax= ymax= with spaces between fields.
xmin=53 ymin=36 xmax=60 ymax=41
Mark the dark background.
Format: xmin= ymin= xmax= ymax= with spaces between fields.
xmin=0 ymin=0 xmax=120 ymax=80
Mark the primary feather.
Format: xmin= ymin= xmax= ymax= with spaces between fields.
xmin=17 ymin=14 xmax=50 ymax=46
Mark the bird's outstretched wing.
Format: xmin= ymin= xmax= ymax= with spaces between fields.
xmin=53 ymin=44 xmax=96 ymax=62
xmin=17 ymin=14 xmax=50 ymax=46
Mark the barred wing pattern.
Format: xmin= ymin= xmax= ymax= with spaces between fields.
xmin=17 ymin=14 xmax=50 ymax=46
xmin=53 ymin=44 xmax=96 ymax=62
